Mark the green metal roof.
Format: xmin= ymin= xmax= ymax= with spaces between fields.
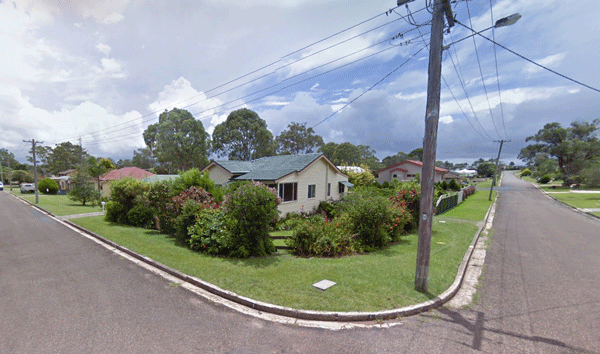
xmin=214 ymin=154 xmax=322 ymax=181
xmin=142 ymin=175 xmax=180 ymax=183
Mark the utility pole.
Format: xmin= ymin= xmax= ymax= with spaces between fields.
xmin=0 ymin=160 xmax=4 ymax=187
xmin=489 ymin=140 xmax=509 ymax=201
xmin=415 ymin=0 xmax=453 ymax=292
xmin=24 ymin=139 xmax=43 ymax=204
xmin=8 ymin=155 xmax=12 ymax=191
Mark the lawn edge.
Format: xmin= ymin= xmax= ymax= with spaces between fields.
xmin=8 ymin=190 xmax=497 ymax=322
xmin=530 ymin=182 xmax=600 ymax=222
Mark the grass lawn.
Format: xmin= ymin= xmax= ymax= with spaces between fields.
xmin=70 ymin=188 xmax=492 ymax=312
xmin=13 ymin=192 xmax=102 ymax=216
xmin=550 ymin=193 xmax=600 ymax=209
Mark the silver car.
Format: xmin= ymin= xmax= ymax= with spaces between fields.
xmin=20 ymin=183 xmax=35 ymax=193
xmin=0 ymin=181 xmax=4 ymax=191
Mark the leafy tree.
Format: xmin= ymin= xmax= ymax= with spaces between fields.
xmin=319 ymin=142 xmax=381 ymax=170
xmin=212 ymin=108 xmax=276 ymax=161
xmin=11 ymin=170 xmax=34 ymax=184
xmin=477 ymin=162 xmax=496 ymax=178
xmin=86 ymin=156 xmax=116 ymax=187
xmin=0 ymin=148 xmax=20 ymax=171
xmin=115 ymin=158 xmax=133 ymax=169
xmin=518 ymin=120 xmax=600 ymax=184
xmin=47 ymin=142 xmax=88 ymax=175
xmin=28 ymin=145 xmax=52 ymax=177
xmin=345 ymin=164 xmax=375 ymax=187
xmin=407 ymin=147 xmax=423 ymax=161
xmin=382 ymin=151 xmax=408 ymax=167
xmin=144 ymin=108 xmax=210 ymax=171
xmin=131 ymin=147 xmax=156 ymax=170
xmin=38 ymin=178 xmax=59 ymax=194
xmin=276 ymin=122 xmax=324 ymax=155
xmin=68 ymin=171 xmax=100 ymax=206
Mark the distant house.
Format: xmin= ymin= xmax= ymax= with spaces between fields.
xmin=49 ymin=176 xmax=72 ymax=193
xmin=56 ymin=169 xmax=78 ymax=177
xmin=375 ymin=160 xmax=448 ymax=184
xmin=443 ymin=171 xmax=463 ymax=182
xmin=99 ymin=167 xmax=154 ymax=197
xmin=201 ymin=153 xmax=352 ymax=215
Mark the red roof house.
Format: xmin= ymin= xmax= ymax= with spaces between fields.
xmin=375 ymin=160 xmax=448 ymax=184
xmin=99 ymin=167 xmax=154 ymax=197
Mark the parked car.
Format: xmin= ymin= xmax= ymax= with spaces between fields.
xmin=0 ymin=181 xmax=4 ymax=191
xmin=20 ymin=183 xmax=35 ymax=193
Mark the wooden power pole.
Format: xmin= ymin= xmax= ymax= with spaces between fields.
xmin=24 ymin=139 xmax=43 ymax=204
xmin=415 ymin=0 xmax=453 ymax=292
xmin=489 ymin=140 xmax=510 ymax=201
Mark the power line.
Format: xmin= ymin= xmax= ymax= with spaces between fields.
xmin=465 ymin=0 xmax=502 ymax=140
xmin=489 ymin=0 xmax=509 ymax=140
xmin=57 ymin=6 xmax=429 ymax=145
xmin=456 ymin=20 xmax=600 ymax=94
xmin=312 ymin=44 xmax=429 ymax=128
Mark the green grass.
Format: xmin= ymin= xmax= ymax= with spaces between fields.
xmin=14 ymin=193 xmax=102 ymax=216
xmin=73 ymin=215 xmax=478 ymax=312
xmin=474 ymin=179 xmax=492 ymax=189
xmin=593 ymin=212 xmax=600 ymax=217
xmin=550 ymin=193 xmax=600 ymax=209
xmin=69 ymin=191 xmax=493 ymax=312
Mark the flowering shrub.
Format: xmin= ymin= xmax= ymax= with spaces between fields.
xmin=286 ymin=215 xmax=358 ymax=257
xmin=110 ymin=178 xmax=148 ymax=212
xmin=189 ymin=208 xmax=230 ymax=255
xmin=390 ymin=186 xmax=421 ymax=232
xmin=223 ymin=181 xmax=280 ymax=258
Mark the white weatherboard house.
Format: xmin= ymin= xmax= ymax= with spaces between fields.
xmin=375 ymin=160 xmax=448 ymax=184
xmin=201 ymin=153 xmax=352 ymax=215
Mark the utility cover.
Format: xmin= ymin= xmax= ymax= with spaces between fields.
xmin=313 ymin=279 xmax=336 ymax=291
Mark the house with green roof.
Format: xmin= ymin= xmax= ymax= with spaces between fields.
xmin=201 ymin=153 xmax=352 ymax=215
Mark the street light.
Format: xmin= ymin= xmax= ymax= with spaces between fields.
xmin=444 ymin=13 xmax=521 ymax=49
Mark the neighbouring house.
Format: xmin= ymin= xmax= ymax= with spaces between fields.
xmin=375 ymin=160 xmax=448 ymax=184
xmin=337 ymin=165 xmax=366 ymax=174
xmin=454 ymin=168 xmax=477 ymax=178
xmin=201 ymin=153 xmax=352 ymax=215
xmin=49 ymin=176 xmax=72 ymax=194
xmin=56 ymin=169 xmax=78 ymax=177
xmin=443 ymin=171 xmax=463 ymax=182
xmin=142 ymin=175 xmax=180 ymax=184
xmin=99 ymin=167 xmax=155 ymax=197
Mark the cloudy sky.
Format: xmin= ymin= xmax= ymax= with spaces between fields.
xmin=1 ymin=0 xmax=599 ymax=165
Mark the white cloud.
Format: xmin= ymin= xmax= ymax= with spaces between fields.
xmin=440 ymin=115 xmax=454 ymax=124
xmin=524 ymin=52 xmax=567 ymax=74
xmin=395 ymin=91 xmax=427 ymax=101
xmin=96 ymin=43 xmax=112 ymax=56
xmin=148 ymin=77 xmax=226 ymax=135
xmin=311 ymin=83 xmax=319 ymax=90
xmin=101 ymin=12 xmax=125 ymax=24
xmin=101 ymin=58 xmax=122 ymax=72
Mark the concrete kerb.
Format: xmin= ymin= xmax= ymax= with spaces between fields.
xmin=532 ymin=183 xmax=600 ymax=222
xmin=9 ymin=191 xmax=498 ymax=323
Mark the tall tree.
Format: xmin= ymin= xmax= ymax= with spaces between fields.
xmin=518 ymin=119 xmax=600 ymax=184
xmin=143 ymin=108 xmax=210 ymax=171
xmin=212 ymin=108 xmax=275 ymax=160
xmin=86 ymin=156 xmax=116 ymax=187
xmin=407 ymin=147 xmax=423 ymax=161
xmin=131 ymin=147 xmax=156 ymax=170
xmin=382 ymin=151 xmax=408 ymax=167
xmin=318 ymin=142 xmax=381 ymax=170
xmin=276 ymin=122 xmax=324 ymax=155
xmin=47 ymin=142 xmax=88 ymax=175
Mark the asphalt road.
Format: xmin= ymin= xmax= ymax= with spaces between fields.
xmin=1 ymin=173 xmax=598 ymax=353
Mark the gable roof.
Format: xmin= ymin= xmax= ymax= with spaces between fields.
xmin=207 ymin=154 xmax=342 ymax=182
xmin=376 ymin=160 xmax=448 ymax=174
xmin=100 ymin=167 xmax=154 ymax=181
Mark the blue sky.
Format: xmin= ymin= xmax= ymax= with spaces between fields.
xmin=1 ymin=0 xmax=599 ymax=165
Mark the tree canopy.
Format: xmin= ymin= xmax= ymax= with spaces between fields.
xmin=518 ymin=119 xmax=600 ymax=183
xmin=143 ymin=108 xmax=210 ymax=172
xmin=276 ymin=122 xmax=324 ymax=155
xmin=212 ymin=108 xmax=276 ymax=160
xmin=319 ymin=142 xmax=382 ymax=170
xmin=46 ymin=142 xmax=88 ymax=175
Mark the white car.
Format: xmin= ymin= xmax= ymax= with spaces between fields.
xmin=0 ymin=181 xmax=3 ymax=191
xmin=20 ymin=183 xmax=36 ymax=193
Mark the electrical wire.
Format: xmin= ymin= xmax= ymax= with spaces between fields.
xmin=465 ymin=1 xmax=502 ymax=139
xmin=456 ymin=21 xmax=600 ymax=95
xmin=312 ymin=44 xmax=429 ymax=128
xmin=489 ymin=0 xmax=509 ymax=140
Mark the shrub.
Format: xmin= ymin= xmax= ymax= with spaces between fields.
xmin=146 ymin=180 xmax=175 ymax=213
xmin=172 ymin=169 xmax=224 ymax=202
xmin=105 ymin=201 xmax=127 ymax=223
xmin=158 ymin=186 xmax=217 ymax=236
xmin=127 ymin=205 xmax=155 ymax=228
xmin=390 ymin=187 xmax=421 ymax=232
xmin=68 ymin=172 xmax=100 ymax=206
xmin=448 ymin=179 xmax=461 ymax=191
xmin=286 ymin=215 xmax=358 ymax=257
xmin=189 ymin=208 xmax=230 ymax=255
xmin=110 ymin=178 xmax=148 ymax=212
xmin=521 ymin=168 xmax=532 ymax=177
xmin=38 ymin=178 xmax=59 ymax=195
xmin=335 ymin=189 xmax=395 ymax=250
xmin=440 ymin=180 xmax=449 ymax=191
xmin=224 ymin=182 xmax=280 ymax=258
xmin=539 ymin=175 xmax=551 ymax=184
xmin=174 ymin=200 xmax=204 ymax=244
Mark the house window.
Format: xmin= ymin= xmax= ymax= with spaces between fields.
xmin=392 ymin=174 xmax=397 ymax=178
xmin=407 ymin=174 xmax=415 ymax=178
xmin=327 ymin=183 xmax=331 ymax=197
xmin=279 ymin=183 xmax=297 ymax=202
xmin=339 ymin=183 xmax=345 ymax=194
xmin=308 ymin=184 xmax=316 ymax=198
